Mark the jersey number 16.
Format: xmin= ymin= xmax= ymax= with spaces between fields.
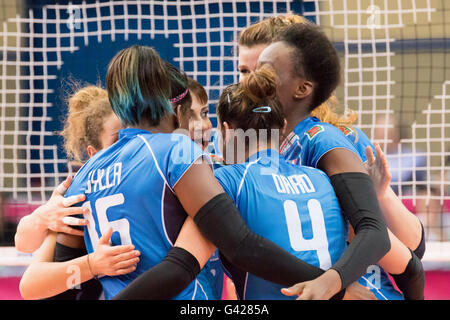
xmin=82 ymin=193 xmax=132 ymax=249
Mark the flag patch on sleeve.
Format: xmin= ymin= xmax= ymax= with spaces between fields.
xmin=338 ymin=126 xmax=354 ymax=136
xmin=304 ymin=125 xmax=324 ymax=140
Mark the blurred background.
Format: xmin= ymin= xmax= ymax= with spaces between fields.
xmin=0 ymin=0 xmax=449 ymax=299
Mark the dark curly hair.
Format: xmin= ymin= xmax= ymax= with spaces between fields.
xmin=275 ymin=23 xmax=341 ymax=111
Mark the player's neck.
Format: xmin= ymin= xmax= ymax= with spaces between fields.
xmin=128 ymin=114 xmax=177 ymax=134
xmin=246 ymin=139 xmax=278 ymax=161
xmin=283 ymin=101 xmax=311 ymax=139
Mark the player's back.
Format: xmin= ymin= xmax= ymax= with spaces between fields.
xmin=215 ymin=149 xmax=348 ymax=300
xmin=66 ymin=128 xmax=215 ymax=300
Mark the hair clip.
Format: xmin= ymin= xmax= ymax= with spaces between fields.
xmin=252 ymin=106 xmax=272 ymax=113
xmin=170 ymin=88 xmax=189 ymax=104
xmin=227 ymin=93 xmax=231 ymax=105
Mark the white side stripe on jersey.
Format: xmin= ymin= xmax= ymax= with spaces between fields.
xmin=243 ymin=272 xmax=249 ymax=300
xmin=138 ymin=134 xmax=175 ymax=247
xmin=159 ymin=183 xmax=174 ymax=246
xmin=359 ymin=276 xmax=389 ymax=300
xmin=137 ymin=134 xmax=173 ymax=192
xmin=197 ymin=280 xmax=208 ymax=300
xmin=237 ymin=159 xmax=260 ymax=200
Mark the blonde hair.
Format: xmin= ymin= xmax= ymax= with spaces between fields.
xmin=61 ymin=84 xmax=113 ymax=162
xmin=239 ymin=14 xmax=357 ymax=129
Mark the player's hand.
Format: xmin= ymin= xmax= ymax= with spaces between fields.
xmin=281 ymin=269 xmax=342 ymax=300
xmin=343 ymin=282 xmax=377 ymax=300
xmin=364 ymin=143 xmax=392 ymax=197
xmin=89 ymin=227 xmax=140 ymax=277
xmin=33 ymin=175 xmax=89 ymax=236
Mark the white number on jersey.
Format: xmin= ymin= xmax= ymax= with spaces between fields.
xmin=83 ymin=193 xmax=132 ymax=249
xmin=283 ymin=199 xmax=332 ymax=269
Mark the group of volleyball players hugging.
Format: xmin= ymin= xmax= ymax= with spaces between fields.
xmin=14 ymin=15 xmax=426 ymax=300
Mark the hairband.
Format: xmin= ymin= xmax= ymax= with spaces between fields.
xmin=170 ymin=88 xmax=189 ymax=104
xmin=252 ymin=106 xmax=272 ymax=113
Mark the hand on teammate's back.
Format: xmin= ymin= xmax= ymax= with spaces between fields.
xmin=281 ymin=269 xmax=342 ymax=300
xmin=88 ymin=227 xmax=141 ymax=277
xmin=32 ymin=175 xmax=89 ymax=236
xmin=281 ymin=269 xmax=377 ymax=300
xmin=342 ymin=282 xmax=377 ymax=300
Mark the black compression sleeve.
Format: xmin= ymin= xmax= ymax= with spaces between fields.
xmin=193 ymin=192 xmax=345 ymax=300
xmin=413 ymin=222 xmax=426 ymax=260
xmin=329 ymin=172 xmax=391 ymax=288
xmin=390 ymin=249 xmax=425 ymax=300
xmin=113 ymin=246 xmax=200 ymax=300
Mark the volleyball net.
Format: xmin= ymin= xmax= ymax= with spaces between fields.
xmin=0 ymin=0 xmax=449 ymax=282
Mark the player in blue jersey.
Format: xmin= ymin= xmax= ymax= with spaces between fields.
xmin=166 ymin=62 xmax=225 ymax=168
xmin=18 ymin=63 xmax=229 ymax=300
xmin=64 ymin=45 xmax=369 ymax=300
xmin=238 ymin=14 xmax=424 ymax=262
xmin=17 ymin=85 xmax=139 ymax=300
xmin=213 ymin=65 xmax=400 ymax=300
xmin=252 ymin=22 xmax=424 ymax=299
xmin=165 ymin=63 xmax=224 ymax=298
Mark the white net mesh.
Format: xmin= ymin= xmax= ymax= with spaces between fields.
xmin=0 ymin=0 xmax=449 ymax=255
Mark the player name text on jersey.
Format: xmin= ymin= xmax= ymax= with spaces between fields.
xmin=271 ymin=173 xmax=315 ymax=195
xmin=85 ymin=162 xmax=122 ymax=194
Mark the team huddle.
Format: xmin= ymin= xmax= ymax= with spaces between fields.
xmin=14 ymin=15 xmax=426 ymax=300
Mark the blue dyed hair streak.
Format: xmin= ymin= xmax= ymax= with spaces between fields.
xmin=106 ymin=45 xmax=173 ymax=126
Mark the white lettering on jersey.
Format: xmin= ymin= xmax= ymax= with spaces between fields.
xmin=86 ymin=162 xmax=122 ymax=194
xmin=271 ymin=173 xmax=316 ymax=194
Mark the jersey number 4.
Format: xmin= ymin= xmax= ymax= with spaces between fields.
xmin=82 ymin=193 xmax=132 ymax=249
xmin=283 ymin=199 xmax=332 ymax=270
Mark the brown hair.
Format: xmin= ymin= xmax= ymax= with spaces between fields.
xmin=217 ymin=64 xmax=284 ymax=135
xmin=238 ymin=14 xmax=309 ymax=47
xmin=188 ymin=78 xmax=208 ymax=105
xmin=61 ymin=84 xmax=112 ymax=162
xmin=238 ymin=14 xmax=357 ymax=129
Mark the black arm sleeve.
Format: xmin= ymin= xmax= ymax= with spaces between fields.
xmin=193 ymin=192 xmax=345 ymax=300
xmin=413 ymin=222 xmax=426 ymax=260
xmin=113 ymin=246 xmax=200 ymax=300
xmin=390 ymin=249 xmax=425 ymax=300
xmin=328 ymin=172 xmax=391 ymax=288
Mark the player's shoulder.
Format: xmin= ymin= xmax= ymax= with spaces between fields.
xmin=137 ymin=131 xmax=192 ymax=146
xmin=285 ymin=160 xmax=329 ymax=179
xmin=300 ymin=117 xmax=348 ymax=142
xmin=138 ymin=132 xmax=201 ymax=161
xmin=297 ymin=118 xmax=357 ymax=152
xmin=215 ymin=163 xmax=246 ymax=180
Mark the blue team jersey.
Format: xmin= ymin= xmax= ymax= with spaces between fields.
xmin=336 ymin=125 xmax=375 ymax=163
xmin=279 ymin=118 xmax=403 ymax=300
xmin=65 ymin=128 xmax=220 ymax=300
xmin=280 ymin=117 xmax=360 ymax=167
xmin=215 ymin=149 xmax=348 ymax=300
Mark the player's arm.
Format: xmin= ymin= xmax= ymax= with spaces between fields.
xmin=365 ymin=144 xmax=425 ymax=258
xmin=319 ymin=148 xmax=424 ymax=299
xmin=14 ymin=176 xmax=88 ymax=253
xmin=19 ymin=228 xmax=140 ymax=300
xmin=116 ymin=159 xmax=344 ymax=300
xmin=114 ymin=217 xmax=216 ymax=300
xmin=317 ymin=148 xmax=391 ymax=289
